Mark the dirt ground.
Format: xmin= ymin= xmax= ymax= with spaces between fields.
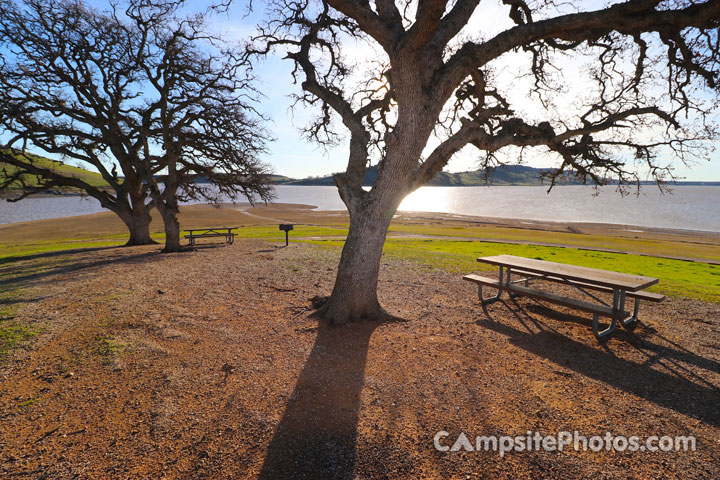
xmin=1 ymin=239 xmax=719 ymax=479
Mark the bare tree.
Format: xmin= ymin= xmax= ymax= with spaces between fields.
xmin=0 ymin=0 xmax=157 ymax=245
xmin=122 ymin=0 xmax=274 ymax=252
xmin=0 ymin=0 xmax=273 ymax=251
xmin=254 ymin=0 xmax=720 ymax=324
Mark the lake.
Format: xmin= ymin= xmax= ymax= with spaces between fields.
xmin=1 ymin=185 xmax=719 ymax=233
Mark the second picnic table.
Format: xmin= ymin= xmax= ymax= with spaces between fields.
xmin=184 ymin=227 xmax=238 ymax=246
xmin=464 ymin=254 xmax=664 ymax=340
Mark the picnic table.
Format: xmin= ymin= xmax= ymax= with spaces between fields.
xmin=184 ymin=227 xmax=238 ymax=246
xmin=463 ymin=254 xmax=664 ymax=341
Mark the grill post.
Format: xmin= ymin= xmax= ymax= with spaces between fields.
xmin=279 ymin=224 xmax=294 ymax=246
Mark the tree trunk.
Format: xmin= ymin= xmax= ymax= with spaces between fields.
xmin=120 ymin=206 xmax=156 ymax=246
xmin=158 ymin=202 xmax=182 ymax=253
xmin=103 ymin=189 xmax=155 ymax=247
xmin=322 ymin=196 xmax=397 ymax=325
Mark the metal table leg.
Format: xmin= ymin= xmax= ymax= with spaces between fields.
xmin=592 ymin=313 xmax=617 ymax=340
xmin=619 ymin=299 xmax=640 ymax=330
xmin=507 ymin=267 xmax=521 ymax=300
xmin=593 ymin=288 xmax=623 ymax=340
xmin=479 ymin=266 xmax=504 ymax=304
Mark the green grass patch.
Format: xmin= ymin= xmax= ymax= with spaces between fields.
xmin=1 ymin=150 xmax=109 ymax=191
xmin=0 ymin=302 xmax=14 ymax=321
xmin=0 ymin=225 xmax=347 ymax=263
xmin=0 ymin=239 xmax=124 ymax=263
xmin=387 ymin=224 xmax=720 ymax=262
xmin=95 ymin=334 xmax=127 ymax=365
xmin=0 ymin=231 xmax=169 ymax=264
xmin=302 ymin=238 xmax=720 ymax=303
xmin=0 ymin=323 xmax=39 ymax=357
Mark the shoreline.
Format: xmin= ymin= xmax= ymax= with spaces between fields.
xmin=3 ymin=201 xmax=720 ymax=238
xmin=1 ymin=203 xmax=719 ymax=268
xmin=393 ymin=209 xmax=720 ymax=238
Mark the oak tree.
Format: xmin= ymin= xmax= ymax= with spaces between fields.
xmin=0 ymin=0 xmax=157 ymax=245
xmin=255 ymin=0 xmax=720 ymax=324
xmin=121 ymin=0 xmax=274 ymax=252
xmin=0 ymin=0 xmax=273 ymax=251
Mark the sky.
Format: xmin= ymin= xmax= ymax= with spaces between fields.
xmin=5 ymin=0 xmax=720 ymax=181
xmin=206 ymin=1 xmax=720 ymax=182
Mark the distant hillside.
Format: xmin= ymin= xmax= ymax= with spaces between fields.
xmin=1 ymin=151 xmax=109 ymax=194
xmin=267 ymin=174 xmax=294 ymax=184
xmin=429 ymin=165 xmax=564 ymax=186
xmin=2 ymin=154 xmax=295 ymax=194
xmin=277 ymin=164 xmax=577 ymax=186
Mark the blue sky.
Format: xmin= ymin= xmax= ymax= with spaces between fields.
xmin=208 ymin=1 xmax=720 ymax=182
xmin=7 ymin=0 xmax=720 ymax=181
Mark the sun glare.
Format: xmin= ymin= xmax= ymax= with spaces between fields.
xmin=398 ymin=187 xmax=452 ymax=213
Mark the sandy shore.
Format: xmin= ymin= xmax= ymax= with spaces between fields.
xmin=2 ymin=203 xmax=719 ymax=267
xmin=2 ymin=201 xmax=719 ymax=242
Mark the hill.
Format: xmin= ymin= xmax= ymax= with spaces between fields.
xmin=277 ymin=164 xmax=570 ymax=186
xmin=275 ymin=165 xmax=720 ymax=187
xmin=1 ymin=151 xmax=108 ymax=194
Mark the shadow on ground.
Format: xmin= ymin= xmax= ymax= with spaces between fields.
xmin=0 ymin=246 xmax=162 ymax=295
xmin=259 ymin=320 xmax=381 ymax=480
xmin=479 ymin=298 xmax=720 ymax=428
xmin=0 ymin=245 xmax=118 ymax=266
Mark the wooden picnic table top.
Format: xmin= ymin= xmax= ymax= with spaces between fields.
xmin=477 ymin=254 xmax=658 ymax=291
xmin=185 ymin=227 xmax=238 ymax=233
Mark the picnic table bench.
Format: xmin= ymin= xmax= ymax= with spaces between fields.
xmin=464 ymin=254 xmax=664 ymax=341
xmin=184 ymin=227 xmax=238 ymax=246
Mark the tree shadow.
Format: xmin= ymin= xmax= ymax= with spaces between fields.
xmin=477 ymin=299 xmax=720 ymax=427
xmin=188 ymin=243 xmax=230 ymax=251
xmin=0 ymin=295 xmax=50 ymax=306
xmin=259 ymin=318 xmax=387 ymax=480
xmin=0 ymin=245 xmax=119 ymax=267
xmin=523 ymin=302 xmax=720 ymax=381
xmin=0 ymin=247 xmax=162 ymax=294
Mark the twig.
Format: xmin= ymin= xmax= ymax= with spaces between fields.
xmin=262 ymin=284 xmax=298 ymax=293
xmin=34 ymin=426 xmax=60 ymax=444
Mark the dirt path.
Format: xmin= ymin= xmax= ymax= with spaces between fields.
xmin=1 ymin=240 xmax=718 ymax=478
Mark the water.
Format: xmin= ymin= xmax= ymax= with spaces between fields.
xmin=1 ymin=185 xmax=719 ymax=232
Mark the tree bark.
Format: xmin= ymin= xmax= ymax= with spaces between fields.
xmin=322 ymin=194 xmax=399 ymax=324
xmin=93 ymin=186 xmax=156 ymax=247
xmin=119 ymin=206 xmax=155 ymax=246
xmin=158 ymin=202 xmax=182 ymax=253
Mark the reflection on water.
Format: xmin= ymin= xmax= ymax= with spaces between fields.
xmin=1 ymin=185 xmax=719 ymax=232
xmin=400 ymin=187 xmax=453 ymax=213
xmin=395 ymin=185 xmax=720 ymax=233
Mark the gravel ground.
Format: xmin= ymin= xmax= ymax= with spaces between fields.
xmin=1 ymin=239 xmax=718 ymax=479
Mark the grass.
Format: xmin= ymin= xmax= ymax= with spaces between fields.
xmin=1 ymin=204 xmax=717 ymax=314
xmin=0 ymin=239 xmax=127 ymax=263
xmin=303 ymin=238 xmax=720 ymax=303
xmin=387 ymin=224 xmax=720 ymax=261
xmin=1 ymin=150 xmax=108 ymax=191
xmin=2 ymin=221 xmax=717 ymax=303
xmin=0 ymin=324 xmax=39 ymax=357
xmin=0 ymin=225 xmax=347 ymax=264
xmin=0 ymin=290 xmax=41 ymax=358
xmin=95 ymin=334 xmax=127 ymax=365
